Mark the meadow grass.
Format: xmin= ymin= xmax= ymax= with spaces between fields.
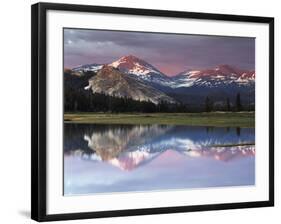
xmin=64 ymin=111 xmax=254 ymax=127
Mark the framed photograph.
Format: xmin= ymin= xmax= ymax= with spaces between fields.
xmin=31 ymin=2 xmax=274 ymax=222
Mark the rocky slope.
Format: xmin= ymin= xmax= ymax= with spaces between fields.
xmin=85 ymin=65 xmax=176 ymax=104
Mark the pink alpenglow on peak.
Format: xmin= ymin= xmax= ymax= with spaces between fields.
xmin=186 ymin=64 xmax=255 ymax=80
xmin=109 ymin=55 xmax=165 ymax=77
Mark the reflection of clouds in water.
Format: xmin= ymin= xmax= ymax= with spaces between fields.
xmin=65 ymin=156 xmax=163 ymax=194
xmin=66 ymin=125 xmax=254 ymax=171
xmin=64 ymin=124 xmax=255 ymax=195
xmin=65 ymin=148 xmax=255 ymax=195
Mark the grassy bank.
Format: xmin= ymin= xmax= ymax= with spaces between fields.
xmin=64 ymin=112 xmax=254 ymax=127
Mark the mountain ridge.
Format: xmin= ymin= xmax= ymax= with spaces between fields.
xmin=71 ymin=55 xmax=255 ymax=88
xmin=66 ymin=55 xmax=255 ymax=107
xmin=85 ymin=65 xmax=176 ymax=105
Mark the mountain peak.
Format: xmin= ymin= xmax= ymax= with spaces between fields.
xmin=121 ymin=54 xmax=141 ymax=61
xmin=108 ymin=55 xmax=165 ymax=78
xmin=85 ymin=64 xmax=176 ymax=105
xmin=110 ymin=55 xmax=149 ymax=68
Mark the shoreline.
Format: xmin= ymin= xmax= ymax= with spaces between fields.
xmin=64 ymin=112 xmax=255 ymax=128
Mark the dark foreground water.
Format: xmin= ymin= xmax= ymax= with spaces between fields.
xmin=64 ymin=124 xmax=255 ymax=195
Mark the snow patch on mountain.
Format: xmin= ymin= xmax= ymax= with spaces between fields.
xmin=171 ymin=66 xmax=255 ymax=88
xmin=70 ymin=57 xmax=255 ymax=90
xmin=72 ymin=64 xmax=103 ymax=73
xmin=109 ymin=55 xmax=163 ymax=76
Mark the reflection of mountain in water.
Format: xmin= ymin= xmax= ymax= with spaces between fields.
xmin=181 ymin=146 xmax=255 ymax=162
xmin=84 ymin=124 xmax=171 ymax=161
xmin=64 ymin=124 xmax=255 ymax=171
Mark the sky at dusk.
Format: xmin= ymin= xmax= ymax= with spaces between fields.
xmin=64 ymin=28 xmax=255 ymax=76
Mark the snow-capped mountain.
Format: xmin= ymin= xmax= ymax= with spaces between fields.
xmin=108 ymin=55 xmax=171 ymax=86
xmin=71 ymin=56 xmax=171 ymax=86
xmin=70 ymin=56 xmax=255 ymax=89
xmin=67 ymin=56 xmax=255 ymax=106
xmin=85 ymin=65 xmax=176 ymax=104
xmin=172 ymin=64 xmax=255 ymax=88
xmin=109 ymin=55 xmax=162 ymax=76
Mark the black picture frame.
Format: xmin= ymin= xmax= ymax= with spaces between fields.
xmin=31 ymin=2 xmax=274 ymax=222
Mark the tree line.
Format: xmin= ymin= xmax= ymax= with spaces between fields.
xmin=65 ymin=80 xmax=254 ymax=113
xmin=205 ymin=93 xmax=254 ymax=112
xmin=64 ymin=84 xmax=192 ymax=113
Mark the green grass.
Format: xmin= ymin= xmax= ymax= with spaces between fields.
xmin=64 ymin=112 xmax=255 ymax=127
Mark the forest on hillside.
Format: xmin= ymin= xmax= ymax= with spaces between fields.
xmin=65 ymin=84 xmax=253 ymax=113
xmin=64 ymin=71 xmax=254 ymax=113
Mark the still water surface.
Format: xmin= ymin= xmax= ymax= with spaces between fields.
xmin=64 ymin=124 xmax=255 ymax=195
